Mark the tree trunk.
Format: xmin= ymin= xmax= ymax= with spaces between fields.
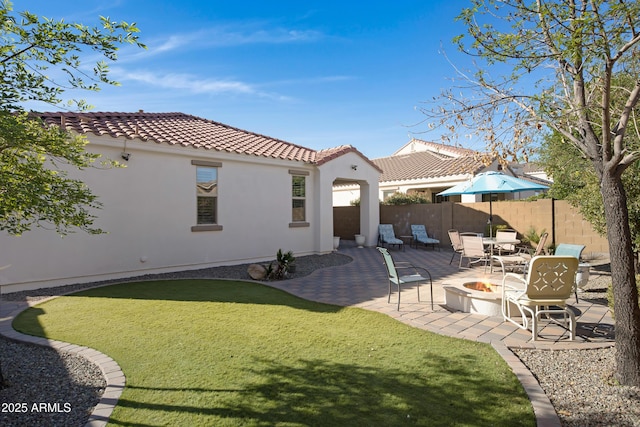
xmin=601 ymin=172 xmax=640 ymax=386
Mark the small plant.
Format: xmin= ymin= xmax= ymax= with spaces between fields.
xmin=267 ymin=249 xmax=296 ymax=280
xmin=522 ymin=226 xmax=547 ymax=246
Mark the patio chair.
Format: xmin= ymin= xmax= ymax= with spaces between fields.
xmin=492 ymin=232 xmax=549 ymax=276
xmin=554 ymin=243 xmax=586 ymax=303
xmin=378 ymin=224 xmax=404 ymax=250
xmin=447 ymin=229 xmax=464 ymax=264
xmin=410 ymin=224 xmax=440 ymax=250
xmin=494 ymin=229 xmax=518 ymax=255
xmin=502 ymin=255 xmax=579 ymax=341
xmin=459 ymin=235 xmax=491 ymax=270
xmin=377 ymin=247 xmax=433 ymax=310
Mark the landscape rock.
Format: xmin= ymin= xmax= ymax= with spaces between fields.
xmin=247 ymin=263 xmax=267 ymax=280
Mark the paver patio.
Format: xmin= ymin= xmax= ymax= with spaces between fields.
xmin=266 ymin=240 xmax=615 ymax=350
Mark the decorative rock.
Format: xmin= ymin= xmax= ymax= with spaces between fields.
xmin=247 ymin=264 xmax=267 ymax=280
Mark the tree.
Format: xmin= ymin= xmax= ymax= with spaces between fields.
xmin=419 ymin=0 xmax=640 ymax=386
xmin=0 ymin=0 xmax=144 ymax=387
xmin=540 ymin=128 xmax=640 ymax=263
xmin=0 ymin=0 xmax=144 ymax=234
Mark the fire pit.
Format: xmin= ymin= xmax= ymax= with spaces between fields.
xmin=463 ymin=281 xmax=496 ymax=293
xmin=443 ymin=279 xmax=503 ymax=317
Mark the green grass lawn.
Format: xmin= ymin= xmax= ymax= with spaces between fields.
xmin=14 ymin=279 xmax=534 ymax=426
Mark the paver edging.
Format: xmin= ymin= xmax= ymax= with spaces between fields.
xmin=491 ymin=342 xmax=562 ymax=427
xmin=0 ymin=294 xmax=125 ymax=427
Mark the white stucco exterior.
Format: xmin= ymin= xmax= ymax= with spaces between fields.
xmin=0 ymin=132 xmax=380 ymax=292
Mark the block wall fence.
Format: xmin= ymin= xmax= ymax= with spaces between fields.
xmin=333 ymin=199 xmax=609 ymax=256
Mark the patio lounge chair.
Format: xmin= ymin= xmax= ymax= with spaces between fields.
xmin=554 ymin=243 xmax=586 ymax=303
xmin=502 ymin=255 xmax=579 ymax=341
xmin=378 ymin=224 xmax=404 ymax=250
xmin=492 ymin=232 xmax=549 ymax=275
xmin=459 ymin=235 xmax=491 ymax=270
xmin=410 ymin=224 xmax=440 ymax=250
xmin=377 ymin=247 xmax=433 ymax=310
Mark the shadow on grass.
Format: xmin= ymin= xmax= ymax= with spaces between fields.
xmin=65 ymin=279 xmax=344 ymax=313
xmin=13 ymin=279 xmax=534 ymax=426
xmin=107 ymin=355 xmax=532 ymax=426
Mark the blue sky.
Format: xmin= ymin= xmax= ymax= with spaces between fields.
xmin=20 ymin=0 xmax=472 ymax=159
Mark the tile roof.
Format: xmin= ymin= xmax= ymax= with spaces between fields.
xmin=316 ymin=145 xmax=383 ymax=172
xmin=373 ymin=150 xmax=485 ymax=183
xmin=37 ymin=111 xmax=346 ymax=165
xmin=396 ymin=138 xmax=478 ymax=158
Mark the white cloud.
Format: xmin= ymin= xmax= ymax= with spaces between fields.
xmin=117 ymin=70 xmax=292 ymax=101
xmin=145 ymin=23 xmax=325 ymax=57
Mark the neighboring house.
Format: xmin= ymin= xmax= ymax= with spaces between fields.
xmin=0 ymin=112 xmax=381 ymax=292
xmin=333 ymin=138 xmax=549 ymax=206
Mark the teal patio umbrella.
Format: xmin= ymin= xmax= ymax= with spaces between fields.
xmin=437 ymin=171 xmax=549 ymax=237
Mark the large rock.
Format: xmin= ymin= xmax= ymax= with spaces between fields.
xmin=247 ymin=263 xmax=267 ymax=280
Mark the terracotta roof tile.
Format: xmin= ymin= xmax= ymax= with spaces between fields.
xmin=38 ymin=111 xmax=324 ymax=164
xmin=373 ymin=151 xmax=484 ymax=183
xmin=316 ymin=145 xmax=383 ymax=173
xmin=400 ymin=138 xmax=478 ymax=157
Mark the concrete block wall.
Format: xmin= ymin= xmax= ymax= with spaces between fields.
xmin=333 ymin=199 xmax=609 ymax=256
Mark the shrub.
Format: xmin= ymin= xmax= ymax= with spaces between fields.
xmin=381 ymin=192 xmax=431 ymax=205
xmin=522 ymin=226 xmax=547 ymax=246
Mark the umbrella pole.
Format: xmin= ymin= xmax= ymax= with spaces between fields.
xmin=488 ymin=195 xmax=493 ymax=238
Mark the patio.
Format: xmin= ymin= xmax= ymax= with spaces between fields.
xmin=267 ymin=240 xmax=615 ymax=350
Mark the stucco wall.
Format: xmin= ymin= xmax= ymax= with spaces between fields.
xmin=0 ymin=136 xmax=321 ymax=291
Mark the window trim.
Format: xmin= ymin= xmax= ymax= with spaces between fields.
xmin=192 ymin=160 xmax=222 ymax=232
xmin=289 ymin=170 xmax=309 ymax=228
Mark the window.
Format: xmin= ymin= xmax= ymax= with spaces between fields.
xmin=292 ymin=175 xmax=306 ymax=221
xmin=197 ymin=167 xmax=217 ymax=223
xmin=289 ymin=169 xmax=309 ymax=227
xmin=191 ymin=160 xmax=222 ymax=231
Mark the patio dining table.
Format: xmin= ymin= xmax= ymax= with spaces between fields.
xmin=483 ymin=236 xmax=521 ymax=253
xmin=483 ymin=237 xmax=521 ymax=272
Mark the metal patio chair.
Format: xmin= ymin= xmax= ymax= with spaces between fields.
xmin=502 ymin=255 xmax=579 ymax=341
xmin=492 ymin=232 xmax=549 ymax=276
xmin=377 ymin=247 xmax=433 ymax=310
xmin=459 ymin=235 xmax=491 ymax=270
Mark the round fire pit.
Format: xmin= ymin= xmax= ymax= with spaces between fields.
xmin=463 ymin=281 xmax=496 ymax=293
xmin=443 ymin=279 xmax=503 ymax=317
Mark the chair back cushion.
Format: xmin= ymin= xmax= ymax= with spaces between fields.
xmin=554 ymin=244 xmax=585 ymax=259
xmin=378 ymin=224 xmax=396 ymax=242
xmin=411 ymin=224 xmax=428 ymax=240
xmin=526 ymin=256 xmax=579 ymax=300
xmin=376 ymin=247 xmax=398 ymax=280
